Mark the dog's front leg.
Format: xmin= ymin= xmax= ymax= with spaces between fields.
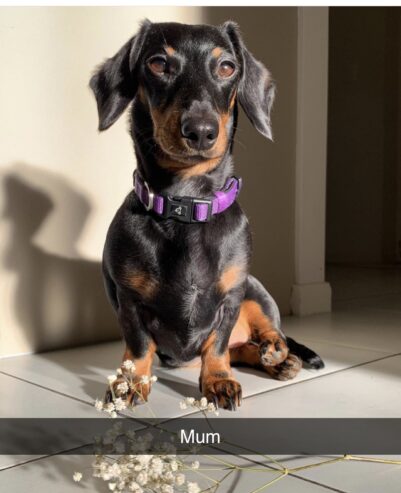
xmin=105 ymin=294 xmax=156 ymax=406
xmin=200 ymin=294 xmax=243 ymax=411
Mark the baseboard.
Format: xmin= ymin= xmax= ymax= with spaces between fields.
xmin=290 ymin=282 xmax=332 ymax=316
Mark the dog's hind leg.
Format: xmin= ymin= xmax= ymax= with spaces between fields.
xmin=230 ymin=342 xmax=302 ymax=381
xmin=229 ymin=275 xmax=324 ymax=380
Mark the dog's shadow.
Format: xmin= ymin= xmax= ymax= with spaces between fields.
xmin=1 ymin=163 xmax=119 ymax=354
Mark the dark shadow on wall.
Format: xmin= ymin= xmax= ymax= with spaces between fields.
xmin=2 ymin=163 xmax=120 ymax=354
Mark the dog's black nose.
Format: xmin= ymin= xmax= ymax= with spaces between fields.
xmin=181 ymin=117 xmax=219 ymax=151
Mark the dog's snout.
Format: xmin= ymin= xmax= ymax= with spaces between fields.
xmin=181 ymin=117 xmax=219 ymax=151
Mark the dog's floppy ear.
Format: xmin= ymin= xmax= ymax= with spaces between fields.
xmin=222 ymin=21 xmax=275 ymax=140
xmin=89 ymin=20 xmax=151 ymax=131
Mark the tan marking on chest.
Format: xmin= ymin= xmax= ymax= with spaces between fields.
xmin=218 ymin=264 xmax=244 ymax=294
xmin=124 ymin=271 xmax=159 ymax=299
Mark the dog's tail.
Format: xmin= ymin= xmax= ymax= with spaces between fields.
xmin=286 ymin=337 xmax=325 ymax=369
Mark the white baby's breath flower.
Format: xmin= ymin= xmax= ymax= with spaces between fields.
xmin=110 ymin=462 xmax=121 ymax=477
xmin=108 ymin=483 xmax=117 ymax=491
xmin=114 ymin=398 xmax=126 ymax=411
xmin=116 ymin=368 xmax=123 ymax=376
xmin=138 ymin=455 xmax=152 ymax=467
xmin=126 ymin=430 xmax=136 ymax=440
xmin=179 ymin=400 xmax=188 ymax=410
xmin=151 ymin=457 xmax=163 ymax=475
xmin=107 ymin=375 xmax=117 ymax=384
xmin=104 ymin=402 xmax=115 ymax=413
xmin=175 ymin=473 xmax=185 ymax=486
xmin=185 ymin=397 xmax=195 ymax=406
xmin=164 ymin=471 xmax=174 ymax=482
xmin=140 ymin=375 xmax=149 ymax=385
xmin=199 ymin=397 xmax=208 ymax=408
xmin=207 ymin=402 xmax=216 ymax=413
xmin=117 ymin=480 xmax=126 ymax=490
xmin=143 ymin=432 xmax=153 ymax=443
xmin=187 ymin=481 xmax=201 ymax=493
xmin=111 ymin=422 xmax=123 ymax=435
xmin=150 ymin=375 xmax=158 ymax=383
xmin=110 ymin=411 xmax=117 ymax=419
xmin=161 ymin=485 xmax=174 ymax=493
xmin=123 ymin=360 xmax=135 ymax=371
xmin=94 ymin=399 xmax=103 ymax=411
xmin=117 ymin=381 xmax=129 ymax=394
xmin=114 ymin=441 xmax=125 ymax=454
xmin=73 ymin=472 xmax=82 ymax=482
xmin=136 ymin=471 xmax=148 ymax=486
xmin=102 ymin=437 xmax=114 ymax=447
xmin=191 ymin=461 xmax=200 ymax=470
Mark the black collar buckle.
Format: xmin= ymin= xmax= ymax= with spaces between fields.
xmin=163 ymin=195 xmax=212 ymax=223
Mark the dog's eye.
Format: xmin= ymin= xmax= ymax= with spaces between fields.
xmin=217 ymin=60 xmax=236 ymax=79
xmin=148 ymin=57 xmax=167 ymax=75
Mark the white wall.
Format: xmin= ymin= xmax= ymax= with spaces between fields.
xmin=291 ymin=7 xmax=331 ymax=315
xmin=0 ymin=7 xmax=203 ymax=356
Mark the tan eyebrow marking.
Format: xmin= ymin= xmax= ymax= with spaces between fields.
xmin=212 ymin=47 xmax=223 ymax=58
xmin=165 ymin=45 xmax=175 ymax=56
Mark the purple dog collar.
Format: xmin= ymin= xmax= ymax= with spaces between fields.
xmin=133 ymin=171 xmax=242 ymax=223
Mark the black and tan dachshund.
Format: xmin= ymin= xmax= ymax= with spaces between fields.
xmin=90 ymin=20 xmax=324 ymax=411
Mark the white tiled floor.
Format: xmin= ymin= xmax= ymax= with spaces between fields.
xmin=1 ymin=265 xmax=401 ymax=491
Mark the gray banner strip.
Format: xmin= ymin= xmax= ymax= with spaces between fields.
xmin=1 ymin=418 xmax=401 ymax=455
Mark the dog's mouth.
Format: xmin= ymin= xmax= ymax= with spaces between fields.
xmin=162 ymin=147 xmax=224 ymax=166
xmin=155 ymin=132 xmax=224 ymax=167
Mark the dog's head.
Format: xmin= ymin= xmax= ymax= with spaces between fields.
xmin=90 ymin=20 xmax=275 ymax=172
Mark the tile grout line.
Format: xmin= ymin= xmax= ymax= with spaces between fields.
xmin=0 ymin=443 xmax=94 ymax=473
xmin=207 ymin=445 xmax=350 ymax=493
xmin=282 ymin=337 xmax=393 ymax=355
xmin=242 ymin=456 xmax=350 ymax=493
xmin=230 ymin=448 xmax=350 ymax=493
xmin=1 ymin=350 xmax=401 ymax=420
xmin=231 ymin=350 xmax=401 ymax=403
xmin=289 ymin=472 xmax=350 ymax=493
xmin=0 ymin=370 xmax=96 ymax=409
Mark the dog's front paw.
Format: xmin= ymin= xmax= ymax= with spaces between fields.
xmin=259 ymin=337 xmax=289 ymax=366
xmin=104 ymin=375 xmax=153 ymax=407
xmin=264 ymin=353 xmax=302 ymax=381
xmin=202 ymin=378 xmax=242 ymax=411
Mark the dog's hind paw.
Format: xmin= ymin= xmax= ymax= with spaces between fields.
xmin=263 ymin=353 xmax=302 ymax=381
xmin=259 ymin=337 xmax=289 ymax=366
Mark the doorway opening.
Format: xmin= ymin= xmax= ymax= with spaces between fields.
xmin=326 ymin=7 xmax=401 ymax=311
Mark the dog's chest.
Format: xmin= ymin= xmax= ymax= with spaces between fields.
xmin=154 ymin=235 xmax=222 ymax=328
